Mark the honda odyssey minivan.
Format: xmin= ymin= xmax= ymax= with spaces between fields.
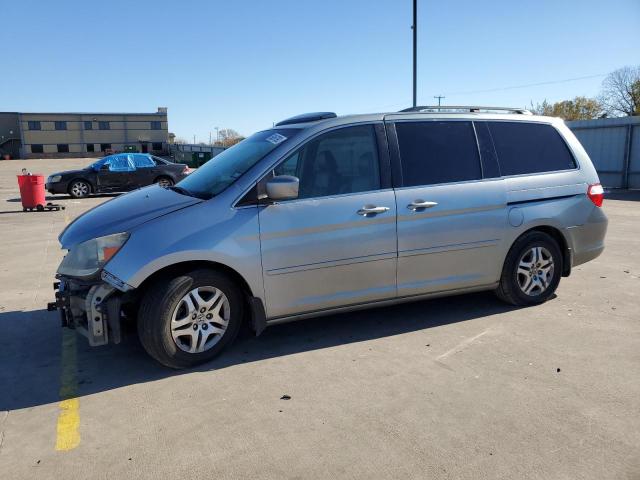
xmin=49 ymin=107 xmax=608 ymax=368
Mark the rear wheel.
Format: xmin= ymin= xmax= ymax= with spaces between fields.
xmin=496 ymin=231 xmax=563 ymax=306
xmin=154 ymin=176 xmax=174 ymax=187
xmin=69 ymin=180 xmax=91 ymax=198
xmin=137 ymin=269 xmax=243 ymax=369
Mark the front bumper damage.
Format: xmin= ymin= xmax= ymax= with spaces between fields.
xmin=47 ymin=273 xmax=128 ymax=346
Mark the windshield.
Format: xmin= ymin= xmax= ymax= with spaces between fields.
xmin=176 ymin=128 xmax=299 ymax=199
xmin=89 ymin=157 xmax=110 ymax=170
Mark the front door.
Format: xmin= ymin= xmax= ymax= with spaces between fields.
xmin=97 ymin=154 xmax=135 ymax=191
xmin=258 ymin=124 xmax=397 ymax=318
xmin=141 ymin=143 xmax=148 ymax=153
xmin=389 ymin=120 xmax=507 ymax=297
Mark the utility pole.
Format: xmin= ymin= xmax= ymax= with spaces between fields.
xmin=412 ymin=0 xmax=417 ymax=107
xmin=209 ymin=131 xmax=212 ymax=145
xmin=215 ymin=127 xmax=220 ymax=145
xmin=434 ymin=95 xmax=445 ymax=106
xmin=193 ymin=134 xmax=196 ymax=144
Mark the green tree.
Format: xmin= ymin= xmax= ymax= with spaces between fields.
xmin=530 ymin=96 xmax=603 ymax=120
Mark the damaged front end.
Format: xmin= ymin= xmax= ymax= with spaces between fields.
xmin=48 ymin=272 xmax=131 ymax=346
xmin=47 ymin=232 xmax=132 ymax=346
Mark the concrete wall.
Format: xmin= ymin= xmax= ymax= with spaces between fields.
xmin=567 ymin=116 xmax=640 ymax=189
xmin=18 ymin=112 xmax=169 ymax=159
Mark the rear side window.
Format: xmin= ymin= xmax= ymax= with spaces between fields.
xmin=488 ymin=122 xmax=576 ymax=176
xmin=132 ymin=154 xmax=155 ymax=168
xmin=395 ymin=121 xmax=481 ymax=187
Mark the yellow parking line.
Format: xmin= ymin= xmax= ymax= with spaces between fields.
xmin=55 ymin=328 xmax=80 ymax=451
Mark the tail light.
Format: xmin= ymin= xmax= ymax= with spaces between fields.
xmin=587 ymin=183 xmax=604 ymax=207
xmin=183 ymin=166 xmax=193 ymax=174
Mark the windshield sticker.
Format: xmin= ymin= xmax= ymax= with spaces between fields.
xmin=265 ymin=133 xmax=287 ymax=145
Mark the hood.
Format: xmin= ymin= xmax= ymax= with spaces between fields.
xmin=59 ymin=185 xmax=202 ymax=248
xmin=49 ymin=168 xmax=88 ymax=178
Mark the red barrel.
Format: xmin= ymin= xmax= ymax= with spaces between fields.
xmin=17 ymin=174 xmax=46 ymax=211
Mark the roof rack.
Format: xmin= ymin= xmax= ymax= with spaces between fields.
xmin=399 ymin=106 xmax=532 ymax=115
xmin=275 ymin=112 xmax=337 ymax=126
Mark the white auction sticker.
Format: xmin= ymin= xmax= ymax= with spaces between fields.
xmin=265 ymin=133 xmax=287 ymax=145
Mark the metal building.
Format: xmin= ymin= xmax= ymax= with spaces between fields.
xmin=567 ymin=116 xmax=640 ymax=189
xmin=0 ymin=108 xmax=169 ymax=159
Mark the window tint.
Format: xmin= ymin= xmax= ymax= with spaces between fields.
xmin=55 ymin=121 xmax=67 ymax=130
xmin=151 ymin=121 xmax=162 ymax=130
xmin=274 ymin=125 xmax=380 ymax=199
xmin=84 ymin=121 xmax=93 ymax=130
xmin=108 ymin=155 xmax=135 ymax=172
xmin=87 ymin=144 xmax=95 ymax=152
xmin=57 ymin=144 xmax=69 ymax=153
xmin=132 ymin=154 xmax=155 ymax=168
xmin=31 ymin=144 xmax=43 ymax=153
xmin=396 ymin=121 xmax=481 ymax=187
xmin=28 ymin=121 xmax=41 ymax=130
xmin=99 ymin=121 xmax=110 ymax=130
xmin=488 ymin=122 xmax=576 ymax=176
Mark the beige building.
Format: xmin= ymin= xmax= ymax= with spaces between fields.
xmin=12 ymin=108 xmax=169 ymax=159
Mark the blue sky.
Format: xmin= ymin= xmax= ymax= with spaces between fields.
xmin=2 ymin=0 xmax=639 ymax=141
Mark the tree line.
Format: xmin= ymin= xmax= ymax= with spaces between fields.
xmin=530 ymin=65 xmax=640 ymax=120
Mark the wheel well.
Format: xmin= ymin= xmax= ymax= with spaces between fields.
xmin=517 ymin=226 xmax=571 ymax=277
xmin=67 ymin=178 xmax=93 ymax=193
xmin=154 ymin=175 xmax=173 ymax=182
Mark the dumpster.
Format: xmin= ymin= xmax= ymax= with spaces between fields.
xmin=17 ymin=174 xmax=46 ymax=211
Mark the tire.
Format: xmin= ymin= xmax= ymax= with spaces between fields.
xmin=69 ymin=180 xmax=91 ymax=198
xmin=495 ymin=231 xmax=563 ymax=306
xmin=154 ymin=176 xmax=174 ymax=187
xmin=137 ymin=269 xmax=244 ymax=369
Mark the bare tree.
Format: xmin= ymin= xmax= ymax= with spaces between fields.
xmin=599 ymin=66 xmax=640 ymax=117
xmin=216 ymin=128 xmax=245 ymax=147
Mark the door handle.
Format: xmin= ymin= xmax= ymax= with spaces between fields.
xmin=407 ymin=200 xmax=438 ymax=211
xmin=357 ymin=205 xmax=390 ymax=216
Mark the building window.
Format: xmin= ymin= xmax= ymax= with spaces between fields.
xmin=151 ymin=121 xmax=162 ymax=130
xmin=31 ymin=144 xmax=44 ymax=153
xmin=152 ymin=142 xmax=163 ymax=151
xmin=99 ymin=121 xmax=110 ymax=130
xmin=84 ymin=121 xmax=93 ymax=130
xmin=55 ymin=121 xmax=67 ymax=130
xmin=100 ymin=143 xmax=112 ymax=152
xmin=28 ymin=121 xmax=41 ymax=130
xmin=57 ymin=144 xmax=69 ymax=153
xmin=87 ymin=144 xmax=95 ymax=152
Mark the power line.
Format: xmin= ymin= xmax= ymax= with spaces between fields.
xmin=443 ymin=73 xmax=607 ymax=96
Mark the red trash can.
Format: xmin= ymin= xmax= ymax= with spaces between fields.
xmin=17 ymin=174 xmax=46 ymax=211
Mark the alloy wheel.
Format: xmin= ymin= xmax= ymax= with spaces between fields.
xmin=170 ymin=286 xmax=230 ymax=353
xmin=71 ymin=182 xmax=89 ymax=197
xmin=516 ymin=246 xmax=555 ymax=296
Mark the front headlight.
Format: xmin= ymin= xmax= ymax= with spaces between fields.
xmin=57 ymin=232 xmax=129 ymax=278
xmin=49 ymin=175 xmax=62 ymax=183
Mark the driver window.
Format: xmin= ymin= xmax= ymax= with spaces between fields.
xmin=109 ymin=154 xmax=135 ymax=172
xmin=274 ymin=125 xmax=380 ymax=199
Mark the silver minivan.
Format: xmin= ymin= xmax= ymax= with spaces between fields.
xmin=49 ymin=107 xmax=608 ymax=368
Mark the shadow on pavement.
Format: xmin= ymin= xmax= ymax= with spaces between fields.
xmin=605 ymin=189 xmax=640 ymax=201
xmin=6 ymin=193 xmax=120 ymax=203
xmin=0 ymin=291 xmax=517 ymax=411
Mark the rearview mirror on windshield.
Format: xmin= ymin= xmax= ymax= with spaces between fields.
xmin=266 ymin=175 xmax=299 ymax=201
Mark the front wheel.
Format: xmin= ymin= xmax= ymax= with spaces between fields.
xmin=137 ymin=269 xmax=243 ymax=369
xmin=69 ymin=180 xmax=91 ymax=198
xmin=495 ymin=231 xmax=563 ymax=306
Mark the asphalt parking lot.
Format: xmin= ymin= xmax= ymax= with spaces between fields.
xmin=0 ymin=158 xmax=639 ymax=479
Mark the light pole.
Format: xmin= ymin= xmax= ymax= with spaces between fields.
xmin=412 ymin=0 xmax=417 ymax=107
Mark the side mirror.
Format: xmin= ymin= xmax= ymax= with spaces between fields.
xmin=100 ymin=164 xmax=110 ymax=171
xmin=266 ymin=175 xmax=299 ymax=201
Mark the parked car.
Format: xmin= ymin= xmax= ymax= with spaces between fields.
xmin=46 ymin=153 xmax=190 ymax=198
xmin=49 ymin=107 xmax=608 ymax=368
